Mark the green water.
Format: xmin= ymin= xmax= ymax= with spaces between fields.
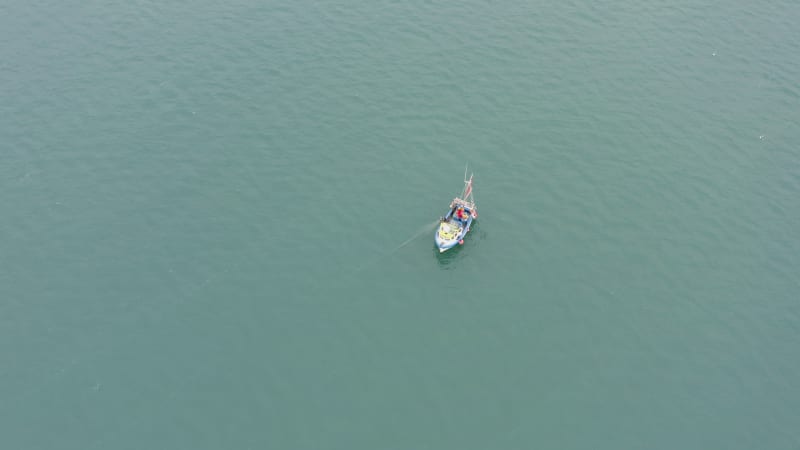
xmin=2 ymin=1 xmax=799 ymax=448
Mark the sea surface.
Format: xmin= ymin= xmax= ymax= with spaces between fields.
xmin=2 ymin=1 xmax=799 ymax=449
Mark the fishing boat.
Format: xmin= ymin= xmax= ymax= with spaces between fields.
xmin=435 ymin=172 xmax=477 ymax=253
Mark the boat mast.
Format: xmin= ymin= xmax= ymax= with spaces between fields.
xmin=462 ymin=173 xmax=474 ymax=205
xmin=455 ymin=165 xmax=476 ymax=208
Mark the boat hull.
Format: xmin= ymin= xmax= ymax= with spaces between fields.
xmin=435 ymin=174 xmax=477 ymax=253
xmin=435 ymin=213 xmax=474 ymax=252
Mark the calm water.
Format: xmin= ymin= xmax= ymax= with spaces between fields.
xmin=2 ymin=1 xmax=799 ymax=448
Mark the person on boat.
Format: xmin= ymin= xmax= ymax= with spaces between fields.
xmin=456 ymin=207 xmax=465 ymax=220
